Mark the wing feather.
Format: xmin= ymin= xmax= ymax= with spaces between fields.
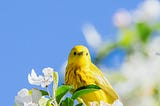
xmin=90 ymin=63 xmax=119 ymax=101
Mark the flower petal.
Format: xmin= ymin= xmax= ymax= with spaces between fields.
xmin=28 ymin=70 xmax=44 ymax=86
xmin=24 ymin=102 xmax=38 ymax=106
xmin=31 ymin=89 xmax=42 ymax=104
xmin=17 ymin=88 xmax=29 ymax=97
xmin=15 ymin=88 xmax=32 ymax=106
xmin=90 ymin=101 xmax=98 ymax=106
xmin=100 ymin=101 xmax=111 ymax=106
xmin=112 ymin=100 xmax=123 ymax=106
xmin=42 ymin=67 xmax=54 ymax=76
xmin=31 ymin=69 xmax=38 ymax=78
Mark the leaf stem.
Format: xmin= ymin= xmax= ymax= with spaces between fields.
xmin=46 ymin=86 xmax=51 ymax=98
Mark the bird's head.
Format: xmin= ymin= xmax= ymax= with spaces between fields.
xmin=68 ymin=45 xmax=91 ymax=66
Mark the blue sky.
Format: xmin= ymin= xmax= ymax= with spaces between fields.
xmin=0 ymin=0 xmax=140 ymax=105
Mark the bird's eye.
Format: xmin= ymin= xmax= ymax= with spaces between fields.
xmin=86 ymin=53 xmax=88 ymax=56
xmin=73 ymin=52 xmax=76 ymax=55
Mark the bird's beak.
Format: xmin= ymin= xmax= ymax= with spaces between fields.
xmin=77 ymin=51 xmax=83 ymax=56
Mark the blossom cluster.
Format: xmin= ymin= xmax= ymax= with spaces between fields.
xmin=15 ymin=67 xmax=123 ymax=106
xmin=90 ymin=100 xmax=123 ymax=106
xmin=15 ymin=67 xmax=55 ymax=106
xmin=28 ymin=67 xmax=54 ymax=88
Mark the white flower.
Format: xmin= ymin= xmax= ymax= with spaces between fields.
xmin=28 ymin=69 xmax=43 ymax=86
xmin=90 ymin=101 xmax=110 ymax=106
xmin=90 ymin=101 xmax=98 ymax=106
xmin=15 ymin=88 xmax=41 ymax=106
xmin=42 ymin=67 xmax=54 ymax=76
xmin=114 ymin=36 xmax=160 ymax=106
xmin=112 ymin=100 xmax=123 ymax=106
xmin=28 ymin=67 xmax=54 ymax=88
xmin=41 ymin=77 xmax=53 ymax=88
xmin=133 ymin=0 xmax=160 ymax=23
xmin=15 ymin=89 xmax=32 ymax=106
xmin=24 ymin=102 xmax=38 ymax=106
xmin=100 ymin=101 xmax=110 ymax=106
xmin=41 ymin=67 xmax=54 ymax=87
xmin=82 ymin=24 xmax=103 ymax=50
xmin=31 ymin=89 xmax=42 ymax=104
xmin=113 ymin=9 xmax=132 ymax=28
xmin=90 ymin=100 xmax=123 ymax=106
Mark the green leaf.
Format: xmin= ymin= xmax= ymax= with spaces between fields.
xmin=71 ymin=85 xmax=101 ymax=100
xmin=46 ymin=99 xmax=53 ymax=106
xmin=119 ymin=29 xmax=136 ymax=47
xmin=75 ymin=103 xmax=83 ymax=106
xmin=61 ymin=97 xmax=74 ymax=106
xmin=136 ymin=22 xmax=152 ymax=43
xmin=39 ymin=90 xmax=49 ymax=96
xmin=152 ymin=22 xmax=160 ymax=30
xmin=55 ymin=85 xmax=73 ymax=104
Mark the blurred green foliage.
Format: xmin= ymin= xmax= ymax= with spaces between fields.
xmin=90 ymin=1 xmax=160 ymax=106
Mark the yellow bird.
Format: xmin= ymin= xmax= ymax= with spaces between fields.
xmin=65 ymin=45 xmax=119 ymax=106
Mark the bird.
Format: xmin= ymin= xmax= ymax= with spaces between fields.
xmin=65 ymin=45 xmax=119 ymax=106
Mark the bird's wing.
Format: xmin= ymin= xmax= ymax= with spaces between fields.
xmin=90 ymin=63 xmax=119 ymax=101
